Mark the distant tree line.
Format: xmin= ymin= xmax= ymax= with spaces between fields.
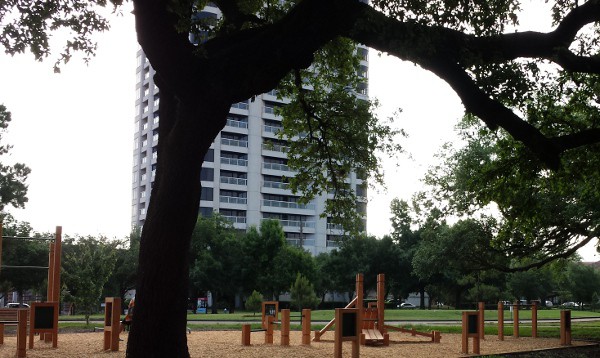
xmin=2 ymin=213 xmax=599 ymax=315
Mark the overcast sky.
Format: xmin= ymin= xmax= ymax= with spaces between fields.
xmin=0 ymin=4 xmax=597 ymax=260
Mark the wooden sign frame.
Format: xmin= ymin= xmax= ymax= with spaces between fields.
xmin=29 ymin=302 xmax=59 ymax=349
xmin=261 ymin=301 xmax=278 ymax=329
xmin=334 ymin=308 xmax=360 ymax=358
xmin=104 ymin=297 xmax=122 ymax=351
xmin=462 ymin=311 xmax=480 ymax=354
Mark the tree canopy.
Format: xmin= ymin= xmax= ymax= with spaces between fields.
xmin=4 ymin=0 xmax=600 ymax=356
xmin=0 ymin=105 xmax=30 ymax=213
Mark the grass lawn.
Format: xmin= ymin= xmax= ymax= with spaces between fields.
xmin=61 ymin=308 xmax=600 ymax=323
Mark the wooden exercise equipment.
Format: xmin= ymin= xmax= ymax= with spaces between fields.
xmin=314 ymin=273 xmax=440 ymax=345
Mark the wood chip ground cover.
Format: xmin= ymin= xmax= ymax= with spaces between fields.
xmin=0 ymin=331 xmax=593 ymax=357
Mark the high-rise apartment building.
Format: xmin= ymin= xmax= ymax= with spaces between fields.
xmin=131 ymin=5 xmax=368 ymax=255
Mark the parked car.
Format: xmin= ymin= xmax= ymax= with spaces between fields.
xmin=561 ymin=302 xmax=579 ymax=308
xmin=5 ymin=303 xmax=29 ymax=309
xmin=545 ymin=300 xmax=553 ymax=308
xmin=400 ymin=302 xmax=416 ymax=309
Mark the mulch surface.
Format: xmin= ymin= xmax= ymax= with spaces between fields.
xmin=0 ymin=330 xmax=596 ymax=357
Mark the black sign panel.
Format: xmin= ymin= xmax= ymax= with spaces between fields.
xmin=565 ymin=311 xmax=571 ymax=330
xmin=34 ymin=305 xmax=55 ymax=330
xmin=342 ymin=312 xmax=357 ymax=338
xmin=468 ymin=313 xmax=478 ymax=334
xmin=265 ymin=304 xmax=276 ymax=316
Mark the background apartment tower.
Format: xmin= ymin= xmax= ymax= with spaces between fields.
xmin=131 ymin=5 xmax=368 ymax=255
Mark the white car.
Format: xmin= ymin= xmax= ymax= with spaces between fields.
xmin=5 ymin=303 xmax=30 ymax=309
xmin=400 ymin=302 xmax=417 ymax=309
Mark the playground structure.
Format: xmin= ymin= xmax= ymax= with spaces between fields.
xmin=497 ymin=300 xmax=539 ymax=340
xmin=314 ymin=273 xmax=441 ymax=345
xmin=0 ymin=223 xmax=62 ymax=357
xmin=242 ymin=308 xmax=312 ymax=346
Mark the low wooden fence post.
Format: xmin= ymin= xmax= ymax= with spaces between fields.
xmin=241 ymin=324 xmax=251 ymax=346
xmin=265 ymin=315 xmax=274 ymax=344
xmin=513 ymin=301 xmax=520 ymax=338
xmin=281 ymin=309 xmax=290 ymax=346
xmin=560 ymin=310 xmax=571 ymax=346
xmin=478 ymin=302 xmax=485 ymax=340
xmin=497 ymin=301 xmax=504 ymax=341
xmin=302 ymin=309 xmax=311 ymax=345
xmin=16 ymin=309 xmax=27 ymax=358
xmin=532 ymin=302 xmax=538 ymax=338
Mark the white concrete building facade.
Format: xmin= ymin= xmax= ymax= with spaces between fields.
xmin=131 ymin=5 xmax=368 ymax=255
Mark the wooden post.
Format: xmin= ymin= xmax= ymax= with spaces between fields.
xmin=265 ymin=315 xmax=274 ymax=344
xmin=302 ymin=309 xmax=311 ymax=345
xmin=281 ymin=309 xmax=290 ymax=346
xmin=498 ymin=301 xmax=504 ymax=341
xmin=532 ymin=301 xmax=538 ymax=338
xmin=16 ymin=309 xmax=27 ymax=358
xmin=560 ymin=310 xmax=571 ymax=346
xmin=462 ymin=311 xmax=480 ymax=355
xmin=103 ymin=297 xmax=121 ymax=351
xmin=44 ymin=242 xmax=55 ymax=343
xmin=478 ymin=302 xmax=485 ymax=340
xmin=513 ymin=300 xmax=519 ymax=338
xmin=356 ymin=273 xmax=364 ymax=345
xmin=241 ymin=324 xmax=251 ymax=346
xmin=46 ymin=226 xmax=62 ymax=346
xmin=334 ymin=308 xmax=360 ymax=358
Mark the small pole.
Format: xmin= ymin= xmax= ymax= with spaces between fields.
xmin=497 ymin=301 xmax=504 ymax=341
xmin=532 ymin=301 xmax=538 ymax=338
xmin=302 ymin=309 xmax=311 ymax=345
xmin=241 ymin=324 xmax=251 ymax=346
xmin=560 ymin=310 xmax=571 ymax=346
xmin=478 ymin=302 xmax=485 ymax=340
xmin=16 ymin=309 xmax=27 ymax=358
xmin=513 ymin=300 xmax=520 ymax=338
xmin=281 ymin=309 xmax=290 ymax=346
xmin=265 ymin=315 xmax=274 ymax=344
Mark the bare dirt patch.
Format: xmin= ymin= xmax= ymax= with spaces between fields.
xmin=0 ymin=330 xmax=593 ymax=357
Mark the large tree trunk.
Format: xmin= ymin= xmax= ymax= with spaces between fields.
xmin=126 ymin=83 xmax=228 ymax=357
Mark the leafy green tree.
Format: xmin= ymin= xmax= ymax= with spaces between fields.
xmin=506 ymin=264 xmax=555 ymax=303
xmin=0 ymin=105 xmax=30 ymax=213
xmin=6 ymin=1 xmax=600 ymax=355
xmin=290 ymin=273 xmax=319 ymax=310
xmin=244 ymin=290 xmax=263 ymax=316
xmin=241 ymin=220 xmax=286 ymax=298
xmin=62 ymin=236 xmax=118 ymax=325
xmin=424 ymin=114 xmax=600 ymax=270
xmin=189 ymin=215 xmax=244 ymax=313
xmin=103 ymin=228 xmax=140 ymax=308
xmin=264 ymin=244 xmax=316 ymax=298
xmin=560 ymin=262 xmax=600 ymax=307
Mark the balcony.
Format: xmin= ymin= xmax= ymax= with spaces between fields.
xmin=262 ymin=143 xmax=289 ymax=153
xmin=220 ymin=196 xmax=247 ymax=205
xmin=221 ymin=138 xmax=248 ymax=148
xmin=220 ymin=177 xmax=247 ymax=186
xmin=221 ymin=157 xmax=248 ymax=167
xmin=327 ymin=223 xmax=344 ymax=231
xmin=262 ymin=199 xmax=314 ymax=210
xmin=262 ymin=219 xmax=315 ymax=228
xmin=231 ymin=102 xmax=249 ymax=110
xmin=223 ymin=216 xmax=247 ymax=224
xmin=226 ymin=119 xmax=248 ymax=129
xmin=263 ymin=162 xmax=291 ymax=172
xmin=263 ymin=181 xmax=289 ymax=190
xmin=263 ymin=125 xmax=282 ymax=134
xmin=286 ymin=238 xmax=316 ymax=247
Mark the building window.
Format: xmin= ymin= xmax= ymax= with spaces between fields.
xmin=199 ymin=207 xmax=213 ymax=218
xmin=200 ymin=167 xmax=214 ymax=181
xmin=201 ymin=187 xmax=214 ymax=201
xmin=204 ymin=148 xmax=214 ymax=162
